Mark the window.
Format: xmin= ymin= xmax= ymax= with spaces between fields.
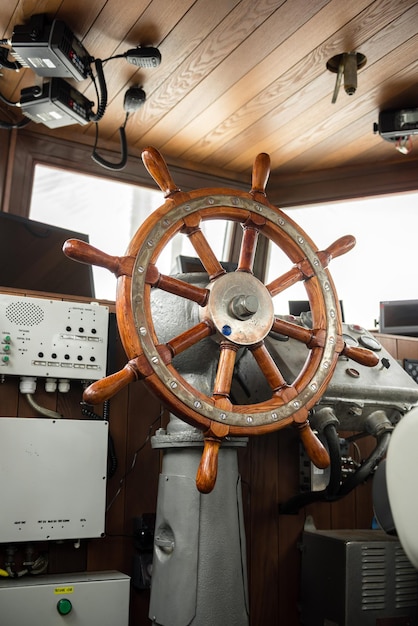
xmin=266 ymin=192 xmax=418 ymax=330
xmin=30 ymin=165 xmax=231 ymax=300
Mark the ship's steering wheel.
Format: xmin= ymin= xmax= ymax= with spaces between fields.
xmin=64 ymin=148 xmax=378 ymax=493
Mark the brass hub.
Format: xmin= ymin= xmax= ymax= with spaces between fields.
xmin=200 ymin=271 xmax=274 ymax=346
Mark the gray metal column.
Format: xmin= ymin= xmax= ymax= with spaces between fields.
xmin=149 ymin=415 xmax=249 ymax=626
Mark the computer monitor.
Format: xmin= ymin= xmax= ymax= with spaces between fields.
xmin=289 ymin=299 xmax=345 ymax=322
xmin=175 ymin=255 xmax=237 ymax=274
xmin=0 ymin=212 xmax=95 ymax=297
xmin=379 ymin=300 xmax=418 ymax=336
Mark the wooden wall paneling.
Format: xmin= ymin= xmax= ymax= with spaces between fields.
xmin=277 ymin=427 xmax=306 ymax=626
xmin=123 ymin=380 xmax=162 ymax=625
xmin=87 ymin=321 xmax=132 ymax=576
xmin=47 ymin=540 xmax=88 ymax=575
xmin=0 ymin=129 xmax=10 ymax=210
xmin=0 ymin=376 xmax=19 ymax=416
xmin=395 ymin=336 xmax=418 ymax=361
xmin=246 ymin=431 xmax=280 ymax=625
xmin=376 ymin=333 xmax=398 ymax=357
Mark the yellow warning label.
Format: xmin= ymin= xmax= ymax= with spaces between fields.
xmin=54 ymin=586 xmax=74 ymax=595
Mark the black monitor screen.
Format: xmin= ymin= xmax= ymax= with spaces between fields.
xmin=176 ymin=255 xmax=237 ymax=274
xmin=0 ymin=212 xmax=95 ymax=297
xmin=289 ymin=299 xmax=345 ymax=322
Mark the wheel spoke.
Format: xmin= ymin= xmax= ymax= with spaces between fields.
xmin=212 ymin=342 xmax=239 ymax=400
xmin=266 ymin=235 xmax=357 ymax=298
xmin=166 ymin=321 xmax=214 ymax=357
xmin=237 ymin=216 xmax=265 ymax=273
xmin=271 ymin=317 xmax=326 ymax=348
xmin=63 ymin=239 xmax=135 ymax=277
xmin=146 ymin=264 xmax=209 ymax=305
xmin=249 ymin=341 xmax=289 ymax=393
xmin=182 ymin=214 xmax=225 ymax=279
xmin=265 ymin=266 xmax=305 ymax=297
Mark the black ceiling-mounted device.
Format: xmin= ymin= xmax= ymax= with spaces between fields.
xmin=374 ymin=108 xmax=418 ymax=143
xmin=20 ymin=78 xmax=93 ymax=128
xmin=10 ymin=13 xmax=90 ymax=80
xmin=123 ymin=86 xmax=146 ymax=112
xmin=124 ymin=47 xmax=161 ymax=68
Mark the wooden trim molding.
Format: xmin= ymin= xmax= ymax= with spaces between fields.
xmin=5 ymin=130 xmax=249 ymax=217
xmin=3 ymin=128 xmax=418 ymax=217
xmin=267 ymin=158 xmax=418 ymax=208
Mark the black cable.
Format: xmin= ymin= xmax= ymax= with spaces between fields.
xmin=106 ymin=411 xmax=163 ymax=512
xmin=279 ymin=423 xmax=342 ymax=514
xmin=337 ymin=431 xmax=391 ymax=496
xmin=0 ymin=117 xmax=31 ymax=130
xmin=88 ymin=58 xmax=108 ymax=123
xmin=0 ymin=90 xmax=20 ymax=107
xmin=80 ymin=400 xmax=118 ymax=479
xmin=0 ymin=46 xmax=21 ymax=70
xmin=91 ymin=113 xmax=129 ymax=171
xmin=279 ymin=429 xmax=392 ymax=514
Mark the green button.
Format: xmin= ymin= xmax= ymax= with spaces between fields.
xmin=3 ymin=345 xmax=10 ymax=352
xmin=57 ymin=598 xmax=73 ymax=615
xmin=2 ymin=356 xmax=9 ymax=363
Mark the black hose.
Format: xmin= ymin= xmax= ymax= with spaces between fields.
xmin=279 ymin=429 xmax=392 ymax=514
xmin=279 ymin=423 xmax=341 ymax=514
xmin=337 ymin=431 xmax=391 ymax=496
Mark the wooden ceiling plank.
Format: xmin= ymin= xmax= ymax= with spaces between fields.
xmin=80 ymin=0 xmax=201 ymax=138
xmin=132 ymin=0 xmax=323 ymax=150
xmin=265 ymin=41 xmax=418 ymax=173
xmin=0 ymin=0 xmax=22 ymax=39
xmin=78 ymin=0 xmax=153 ymax=60
xmin=164 ymin=0 xmax=374 ymax=161
xmin=208 ymin=0 xmax=416 ymax=168
xmin=207 ymin=0 xmax=418 ymax=171
xmin=289 ymin=72 xmax=418 ymax=173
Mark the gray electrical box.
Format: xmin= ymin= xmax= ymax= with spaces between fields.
xmin=0 ymin=417 xmax=108 ymax=542
xmin=300 ymin=529 xmax=418 ymax=625
xmin=0 ymin=571 xmax=130 ymax=626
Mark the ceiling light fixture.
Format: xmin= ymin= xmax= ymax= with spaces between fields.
xmin=326 ymin=52 xmax=367 ymax=104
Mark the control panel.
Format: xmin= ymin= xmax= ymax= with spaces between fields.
xmin=404 ymin=359 xmax=418 ymax=384
xmin=0 ymin=571 xmax=130 ymax=626
xmin=0 ymin=294 xmax=109 ymax=381
xmin=0 ymin=418 xmax=108 ymax=542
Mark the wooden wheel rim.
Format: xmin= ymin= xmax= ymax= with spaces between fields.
xmin=118 ymin=190 xmax=341 ymax=435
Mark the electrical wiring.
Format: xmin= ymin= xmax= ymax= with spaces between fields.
xmin=25 ymin=393 xmax=63 ymax=418
xmin=0 ymin=90 xmax=20 ymax=107
xmin=91 ymin=112 xmax=129 ymax=171
xmin=3 ymin=553 xmax=48 ymax=578
xmin=0 ymin=116 xmax=31 ymax=129
xmin=88 ymin=58 xmax=107 ymax=123
xmin=106 ymin=410 xmax=163 ymax=512
xmin=0 ymin=88 xmax=31 ymax=129
xmin=80 ymin=400 xmax=118 ymax=478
